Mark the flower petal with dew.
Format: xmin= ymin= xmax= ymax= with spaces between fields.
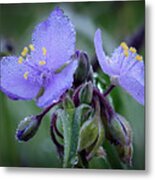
xmin=37 ymin=60 xmax=77 ymax=107
xmin=0 ymin=7 xmax=77 ymax=108
xmin=0 ymin=56 xmax=40 ymax=100
xmin=94 ymin=29 xmax=144 ymax=105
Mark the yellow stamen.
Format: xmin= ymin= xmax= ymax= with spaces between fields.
xmin=136 ymin=55 xmax=143 ymax=61
xmin=124 ymin=50 xmax=129 ymax=57
xmin=120 ymin=42 xmax=128 ymax=50
xmin=21 ymin=47 xmax=28 ymax=57
xmin=42 ymin=47 xmax=47 ymax=56
xmin=129 ymin=47 xmax=137 ymax=53
xmin=18 ymin=56 xmax=23 ymax=64
xmin=39 ymin=60 xmax=46 ymax=65
xmin=23 ymin=71 xmax=29 ymax=80
xmin=29 ymin=44 xmax=35 ymax=51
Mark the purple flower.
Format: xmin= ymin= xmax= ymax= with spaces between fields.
xmin=0 ymin=8 xmax=77 ymax=108
xmin=94 ymin=29 xmax=144 ymax=105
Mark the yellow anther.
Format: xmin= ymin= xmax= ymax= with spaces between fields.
xmin=120 ymin=42 xmax=128 ymax=50
xmin=18 ymin=56 xmax=23 ymax=64
xmin=21 ymin=47 xmax=29 ymax=57
xmin=124 ymin=50 xmax=129 ymax=57
xmin=42 ymin=47 xmax=47 ymax=56
xmin=23 ymin=71 xmax=29 ymax=80
xmin=136 ymin=55 xmax=143 ymax=61
xmin=129 ymin=47 xmax=137 ymax=53
xmin=39 ymin=60 xmax=46 ymax=65
xmin=29 ymin=44 xmax=35 ymax=51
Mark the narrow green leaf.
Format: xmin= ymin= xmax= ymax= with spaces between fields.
xmin=69 ymin=104 xmax=91 ymax=166
xmin=58 ymin=104 xmax=91 ymax=168
xmin=57 ymin=109 xmax=73 ymax=168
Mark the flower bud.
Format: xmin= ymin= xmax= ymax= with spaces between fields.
xmin=74 ymin=51 xmax=91 ymax=86
xmin=79 ymin=81 xmax=93 ymax=104
xmin=78 ymin=116 xmax=98 ymax=152
xmin=78 ymin=98 xmax=105 ymax=161
xmin=108 ymin=113 xmax=132 ymax=146
xmin=63 ymin=95 xmax=75 ymax=110
xmin=96 ymin=146 xmax=107 ymax=159
xmin=116 ymin=144 xmax=133 ymax=166
xmin=16 ymin=115 xmax=41 ymax=142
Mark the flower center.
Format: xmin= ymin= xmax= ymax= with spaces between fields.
xmin=120 ymin=42 xmax=143 ymax=61
xmin=39 ymin=60 xmax=46 ymax=65
xmin=17 ymin=44 xmax=52 ymax=88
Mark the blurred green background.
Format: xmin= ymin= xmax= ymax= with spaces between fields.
xmin=0 ymin=1 xmax=145 ymax=169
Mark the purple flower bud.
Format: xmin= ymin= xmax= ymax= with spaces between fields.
xmin=74 ymin=51 xmax=91 ymax=86
xmin=108 ymin=113 xmax=132 ymax=146
xmin=16 ymin=115 xmax=41 ymax=142
xmin=79 ymin=81 xmax=93 ymax=104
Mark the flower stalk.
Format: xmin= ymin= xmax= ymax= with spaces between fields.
xmin=103 ymin=84 xmax=115 ymax=97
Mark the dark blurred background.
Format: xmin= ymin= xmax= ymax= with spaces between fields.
xmin=0 ymin=1 xmax=145 ymax=169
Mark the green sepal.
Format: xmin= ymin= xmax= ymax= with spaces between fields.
xmin=86 ymin=117 xmax=105 ymax=160
xmin=79 ymin=81 xmax=93 ymax=104
xmin=86 ymin=98 xmax=105 ymax=161
xmin=63 ymin=95 xmax=75 ymax=112
xmin=108 ymin=113 xmax=132 ymax=146
xmin=78 ymin=116 xmax=98 ymax=152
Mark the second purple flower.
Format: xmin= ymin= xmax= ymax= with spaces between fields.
xmin=94 ymin=29 xmax=144 ymax=105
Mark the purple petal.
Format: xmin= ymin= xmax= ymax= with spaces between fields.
xmin=111 ymin=46 xmax=126 ymax=75
xmin=118 ymin=75 xmax=144 ymax=105
xmin=120 ymin=50 xmax=138 ymax=75
xmin=125 ymin=59 xmax=144 ymax=86
xmin=94 ymin=29 xmax=119 ymax=76
xmin=0 ymin=56 xmax=40 ymax=100
xmin=31 ymin=7 xmax=76 ymax=70
xmin=37 ymin=60 xmax=77 ymax=107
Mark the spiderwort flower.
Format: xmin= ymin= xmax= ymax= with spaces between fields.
xmin=0 ymin=8 xmax=77 ymax=108
xmin=94 ymin=29 xmax=144 ymax=105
